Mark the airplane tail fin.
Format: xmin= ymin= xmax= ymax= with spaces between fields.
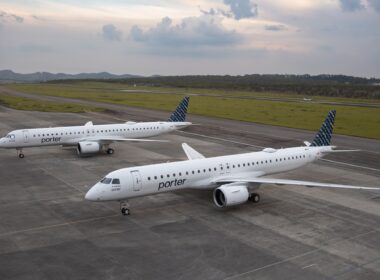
xmin=310 ymin=110 xmax=336 ymax=147
xmin=168 ymin=97 xmax=190 ymax=122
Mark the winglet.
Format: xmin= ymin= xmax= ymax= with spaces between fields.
xmin=182 ymin=143 xmax=205 ymax=160
xmin=310 ymin=110 xmax=336 ymax=147
xmin=168 ymin=97 xmax=190 ymax=122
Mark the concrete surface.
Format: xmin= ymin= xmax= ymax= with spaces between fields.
xmin=0 ymin=105 xmax=379 ymax=280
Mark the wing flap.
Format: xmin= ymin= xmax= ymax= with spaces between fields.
xmin=215 ymin=177 xmax=379 ymax=190
xmin=82 ymin=136 xmax=168 ymax=143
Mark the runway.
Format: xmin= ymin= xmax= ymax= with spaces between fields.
xmin=0 ymin=105 xmax=379 ymax=280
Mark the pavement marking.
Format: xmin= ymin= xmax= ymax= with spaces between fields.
xmin=223 ymin=229 xmax=379 ymax=280
xmin=302 ymin=264 xmax=317 ymax=269
xmin=320 ymin=159 xmax=380 ymax=172
xmin=37 ymin=165 xmax=86 ymax=194
xmin=0 ymin=214 xmax=120 ymax=237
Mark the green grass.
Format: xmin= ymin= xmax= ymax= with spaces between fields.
xmin=3 ymin=83 xmax=380 ymax=139
xmin=8 ymin=82 xmax=380 ymax=105
xmin=0 ymin=93 xmax=104 ymax=113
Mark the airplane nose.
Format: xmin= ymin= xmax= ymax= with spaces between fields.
xmin=85 ymin=185 xmax=100 ymax=201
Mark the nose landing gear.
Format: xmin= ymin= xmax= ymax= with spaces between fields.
xmin=120 ymin=201 xmax=130 ymax=216
xmin=17 ymin=149 xmax=25 ymax=159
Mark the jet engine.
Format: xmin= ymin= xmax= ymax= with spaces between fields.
xmin=213 ymin=185 xmax=249 ymax=208
xmin=77 ymin=141 xmax=100 ymax=155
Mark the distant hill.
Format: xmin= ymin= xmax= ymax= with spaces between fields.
xmin=0 ymin=70 xmax=139 ymax=83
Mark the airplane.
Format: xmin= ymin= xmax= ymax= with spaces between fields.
xmin=0 ymin=96 xmax=191 ymax=158
xmin=85 ymin=110 xmax=380 ymax=215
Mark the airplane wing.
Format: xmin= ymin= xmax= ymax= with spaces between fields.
xmin=182 ymin=143 xmax=205 ymax=160
xmin=215 ymin=177 xmax=380 ymax=190
xmin=81 ymin=136 xmax=168 ymax=144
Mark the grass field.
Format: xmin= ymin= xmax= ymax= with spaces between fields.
xmin=4 ymin=83 xmax=380 ymax=139
xmin=0 ymin=93 xmax=104 ymax=113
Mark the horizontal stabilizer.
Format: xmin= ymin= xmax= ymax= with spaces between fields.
xmin=182 ymin=143 xmax=205 ymax=160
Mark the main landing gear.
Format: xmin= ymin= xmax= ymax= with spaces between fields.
xmin=106 ymin=148 xmax=114 ymax=155
xmin=248 ymin=193 xmax=260 ymax=203
xmin=17 ymin=149 xmax=25 ymax=159
xmin=120 ymin=201 xmax=130 ymax=216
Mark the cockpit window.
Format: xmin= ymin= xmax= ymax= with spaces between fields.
xmin=5 ymin=134 xmax=15 ymax=139
xmin=100 ymin=178 xmax=112 ymax=184
xmin=112 ymin=178 xmax=120 ymax=184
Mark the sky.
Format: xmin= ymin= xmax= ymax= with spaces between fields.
xmin=0 ymin=0 xmax=379 ymax=77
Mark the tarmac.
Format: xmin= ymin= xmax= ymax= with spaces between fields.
xmin=0 ymin=104 xmax=379 ymax=280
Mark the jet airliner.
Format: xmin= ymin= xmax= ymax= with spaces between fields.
xmin=0 ymin=97 xmax=191 ymax=158
xmin=85 ymin=110 xmax=379 ymax=215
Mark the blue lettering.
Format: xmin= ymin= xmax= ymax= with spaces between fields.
xmin=157 ymin=179 xmax=186 ymax=191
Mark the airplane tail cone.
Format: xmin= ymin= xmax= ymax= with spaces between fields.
xmin=168 ymin=97 xmax=190 ymax=122
xmin=310 ymin=110 xmax=336 ymax=147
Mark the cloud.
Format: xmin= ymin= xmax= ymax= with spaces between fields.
xmin=264 ymin=24 xmax=287 ymax=31
xmin=129 ymin=15 xmax=242 ymax=50
xmin=101 ymin=24 xmax=122 ymax=41
xmin=367 ymin=0 xmax=380 ymax=13
xmin=223 ymin=0 xmax=258 ymax=20
xmin=338 ymin=0 xmax=364 ymax=12
xmin=0 ymin=10 xmax=24 ymax=23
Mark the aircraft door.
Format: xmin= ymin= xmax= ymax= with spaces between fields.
xmin=130 ymin=170 xmax=142 ymax=191
xmin=22 ymin=130 xmax=29 ymax=143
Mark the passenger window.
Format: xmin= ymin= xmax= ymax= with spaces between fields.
xmin=112 ymin=178 xmax=120 ymax=184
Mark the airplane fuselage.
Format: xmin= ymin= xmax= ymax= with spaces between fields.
xmin=0 ymin=121 xmax=190 ymax=149
xmin=86 ymin=146 xmax=325 ymax=202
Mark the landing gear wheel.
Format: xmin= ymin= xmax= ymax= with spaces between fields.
xmin=249 ymin=193 xmax=260 ymax=203
xmin=120 ymin=201 xmax=130 ymax=216
xmin=17 ymin=150 xmax=25 ymax=158
xmin=121 ymin=208 xmax=130 ymax=216
xmin=106 ymin=148 xmax=114 ymax=155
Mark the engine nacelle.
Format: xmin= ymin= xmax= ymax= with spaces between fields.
xmin=77 ymin=141 xmax=101 ymax=155
xmin=213 ymin=185 xmax=249 ymax=208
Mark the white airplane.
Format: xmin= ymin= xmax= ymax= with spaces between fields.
xmin=0 ymin=97 xmax=191 ymax=158
xmin=85 ymin=110 xmax=380 ymax=215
